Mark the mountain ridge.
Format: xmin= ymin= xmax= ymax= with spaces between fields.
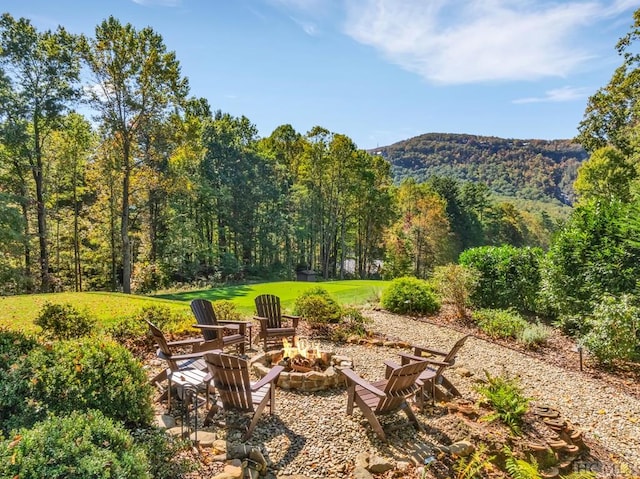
xmin=371 ymin=132 xmax=588 ymax=205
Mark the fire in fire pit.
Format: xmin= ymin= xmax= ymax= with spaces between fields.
xmin=250 ymin=339 xmax=354 ymax=392
xmin=274 ymin=338 xmax=327 ymax=373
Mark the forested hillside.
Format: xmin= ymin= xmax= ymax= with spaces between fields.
xmin=373 ymin=133 xmax=588 ymax=205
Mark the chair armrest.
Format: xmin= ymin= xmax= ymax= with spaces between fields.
xmin=252 ymin=365 xmax=285 ymax=390
xmin=193 ymin=324 xmax=227 ymax=330
xmin=282 ymin=314 xmax=300 ymax=328
xmin=413 ymin=345 xmax=447 ymax=357
xmin=399 ymin=352 xmax=427 ymax=363
xmin=166 ymin=337 xmax=204 ymax=347
xmin=384 ymin=359 xmax=401 ymax=378
xmin=157 ymin=349 xmax=211 ymax=361
xmin=217 ymin=320 xmax=248 ymax=334
xmin=253 ymin=316 xmax=269 ymax=329
xmin=341 ymin=368 xmax=386 ymax=397
xmin=399 ymin=352 xmax=452 ymax=367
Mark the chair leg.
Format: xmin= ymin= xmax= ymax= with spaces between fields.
xmin=401 ymin=400 xmax=423 ymax=432
xmin=354 ymin=394 xmax=386 ymax=441
xmin=346 ymin=384 xmax=355 ymax=415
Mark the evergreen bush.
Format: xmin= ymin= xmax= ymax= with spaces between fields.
xmin=381 ymin=276 xmax=441 ymax=315
xmin=0 ymin=410 xmax=149 ymax=479
xmin=473 ymin=308 xmax=528 ymax=339
xmin=294 ymin=287 xmax=343 ymax=326
xmin=459 ymin=245 xmax=543 ymax=313
xmin=7 ymin=337 xmax=153 ymax=431
xmin=580 ymin=294 xmax=640 ymax=364
xmin=34 ymin=302 xmax=95 ymax=340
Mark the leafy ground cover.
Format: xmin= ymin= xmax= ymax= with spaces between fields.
xmin=0 ymin=280 xmax=388 ymax=332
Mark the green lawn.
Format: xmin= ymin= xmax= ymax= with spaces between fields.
xmin=154 ymin=280 xmax=389 ymax=314
xmin=0 ymin=280 xmax=389 ymax=332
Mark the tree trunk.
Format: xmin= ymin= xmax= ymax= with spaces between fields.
xmin=73 ymin=164 xmax=82 ymax=291
xmin=32 ymin=122 xmax=51 ymax=293
xmin=121 ymin=140 xmax=131 ymax=293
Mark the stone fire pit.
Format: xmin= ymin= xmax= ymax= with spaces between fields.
xmin=251 ymin=346 xmax=354 ymax=392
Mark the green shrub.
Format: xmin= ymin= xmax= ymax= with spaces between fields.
xmin=381 ymin=276 xmax=441 ymax=315
xmin=517 ymin=322 xmax=552 ymax=349
xmin=0 ymin=330 xmax=41 ymax=430
xmin=474 ymin=371 xmax=530 ymax=435
xmin=330 ymin=307 xmax=372 ymax=342
xmin=432 ymin=263 xmax=478 ymax=318
xmin=212 ymin=299 xmax=241 ymax=321
xmin=131 ymin=428 xmax=196 ymax=479
xmin=34 ymin=302 xmax=96 ymax=340
xmin=580 ymin=294 xmax=640 ymax=364
xmin=133 ymin=305 xmax=192 ymax=335
xmin=459 ymin=245 xmax=543 ymax=313
xmin=7 ymin=338 xmax=153 ymax=431
xmin=0 ymin=328 xmax=38 ymax=370
xmin=131 ymin=261 xmax=167 ymax=294
xmin=294 ymin=287 xmax=343 ymax=326
xmin=473 ymin=308 xmax=528 ymax=339
xmin=0 ymin=410 xmax=149 ymax=479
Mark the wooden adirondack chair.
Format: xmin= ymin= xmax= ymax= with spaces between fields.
xmin=341 ymin=359 xmax=429 ymax=441
xmin=191 ymin=299 xmax=249 ymax=355
xmin=145 ymin=320 xmax=217 ymax=410
xmin=254 ymin=294 xmax=299 ymax=351
xmin=399 ymin=334 xmax=472 ymax=407
xmin=203 ymin=351 xmax=284 ymax=440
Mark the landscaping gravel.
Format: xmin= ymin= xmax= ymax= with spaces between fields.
xmin=180 ymin=310 xmax=640 ymax=478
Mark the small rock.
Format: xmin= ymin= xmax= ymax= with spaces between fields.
xmin=154 ymin=414 xmax=176 ymax=429
xmin=190 ymin=431 xmax=216 ymax=446
xmin=212 ymin=439 xmax=227 ymax=454
xmin=396 ymin=460 xmax=411 ymax=472
xmin=228 ymin=458 xmax=243 ymax=467
xmin=367 ymin=455 xmax=394 ymax=473
xmin=456 ymin=367 xmax=473 ymax=377
xmin=212 ymin=464 xmax=243 ymax=479
xmin=353 ymin=466 xmax=374 ymax=479
xmin=165 ymin=426 xmax=185 ymax=438
xmin=355 ymin=452 xmax=369 ymax=468
xmin=450 ymin=440 xmax=475 ymax=457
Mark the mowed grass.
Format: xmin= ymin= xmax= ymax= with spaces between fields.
xmin=0 ymin=280 xmax=389 ymax=333
xmin=155 ymin=280 xmax=389 ymax=315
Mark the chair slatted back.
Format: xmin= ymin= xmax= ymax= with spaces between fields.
xmin=146 ymin=320 xmax=180 ymax=372
xmin=424 ymin=334 xmax=471 ymax=379
xmin=254 ymin=294 xmax=282 ymax=329
xmin=377 ymin=361 xmax=428 ymax=412
xmin=205 ymin=352 xmax=253 ymax=412
xmin=191 ymin=299 xmax=220 ymax=342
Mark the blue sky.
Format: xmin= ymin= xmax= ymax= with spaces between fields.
xmin=3 ymin=0 xmax=640 ymax=149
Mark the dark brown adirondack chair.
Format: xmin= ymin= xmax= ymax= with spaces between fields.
xmin=203 ymin=351 xmax=284 ymax=440
xmin=254 ymin=294 xmax=299 ymax=351
xmin=191 ymin=299 xmax=249 ymax=355
xmin=399 ymin=334 xmax=472 ymax=407
xmin=341 ymin=359 xmax=429 ymax=441
xmin=145 ymin=320 xmax=217 ymax=410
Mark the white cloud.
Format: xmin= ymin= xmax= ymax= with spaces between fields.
xmin=132 ymin=0 xmax=181 ymax=6
xmin=342 ymin=0 xmax=640 ymax=85
xmin=512 ymin=86 xmax=593 ymax=104
xmin=290 ymin=16 xmax=319 ymax=36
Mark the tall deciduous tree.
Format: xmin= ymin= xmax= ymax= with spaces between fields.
xmin=577 ymin=8 xmax=640 ymax=156
xmin=81 ymin=16 xmax=188 ymax=293
xmin=0 ymin=13 xmax=81 ymax=292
